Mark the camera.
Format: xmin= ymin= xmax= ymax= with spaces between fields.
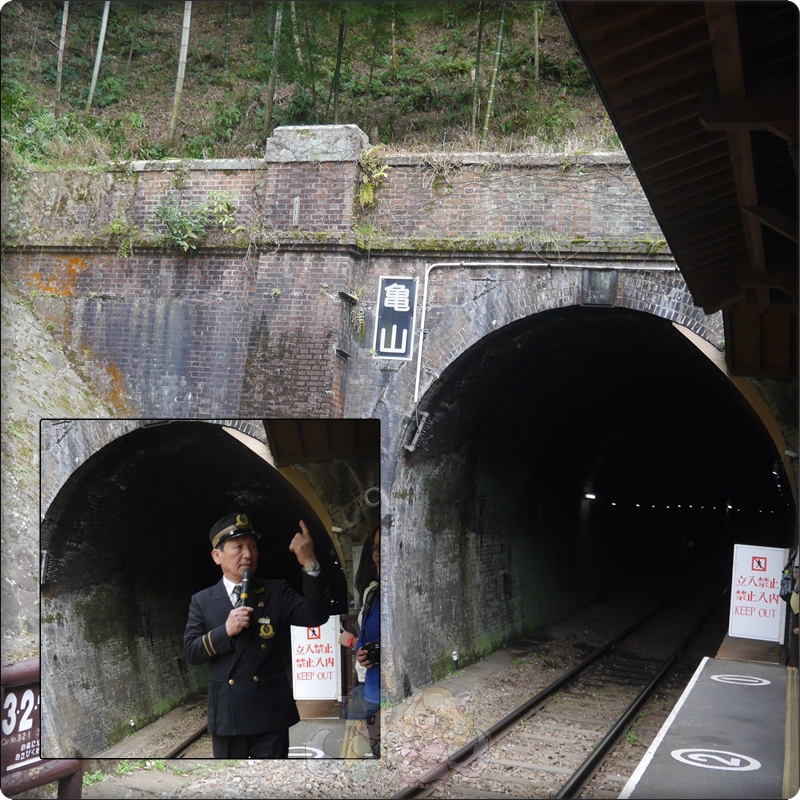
xmin=363 ymin=641 xmax=380 ymax=665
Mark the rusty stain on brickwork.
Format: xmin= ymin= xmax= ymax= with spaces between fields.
xmin=29 ymin=256 xmax=88 ymax=297
xmin=77 ymin=341 xmax=134 ymax=416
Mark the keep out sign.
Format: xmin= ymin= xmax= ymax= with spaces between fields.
xmin=729 ymin=543 xmax=788 ymax=642
xmin=291 ymin=616 xmax=340 ymax=700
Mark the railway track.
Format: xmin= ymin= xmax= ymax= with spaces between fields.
xmin=392 ymin=583 xmax=729 ymax=799
xmin=164 ymin=724 xmax=211 ymax=759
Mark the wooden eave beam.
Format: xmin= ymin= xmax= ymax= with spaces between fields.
xmin=741 ymin=205 xmax=799 ymax=244
xmin=704 ymin=1 xmax=770 ymax=316
xmin=638 ymin=140 xmax=729 ymax=185
xmin=593 ymin=15 xmax=707 ymax=69
xmin=739 ymin=266 xmax=798 ymax=297
xmin=701 ymin=287 xmax=748 ymax=314
xmin=699 ymin=92 xmax=798 ymax=144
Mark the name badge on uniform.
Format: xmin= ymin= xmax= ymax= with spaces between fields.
xmin=258 ymin=616 xmax=275 ymax=639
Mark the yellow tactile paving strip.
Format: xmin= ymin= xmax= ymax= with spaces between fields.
xmin=784 ymin=666 xmax=799 ymax=800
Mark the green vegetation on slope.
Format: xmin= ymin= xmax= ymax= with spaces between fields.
xmin=1 ymin=0 xmax=619 ymax=169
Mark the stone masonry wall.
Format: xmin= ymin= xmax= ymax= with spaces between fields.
xmin=366 ymin=152 xmax=658 ymax=244
xmin=2 ymin=126 xmax=795 ymax=711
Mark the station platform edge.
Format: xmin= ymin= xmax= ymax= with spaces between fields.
xmin=619 ymin=635 xmax=799 ymax=800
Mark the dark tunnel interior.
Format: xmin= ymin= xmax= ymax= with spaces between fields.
xmin=41 ymin=422 xmax=351 ymax=611
xmin=409 ymin=305 xmax=793 ymax=588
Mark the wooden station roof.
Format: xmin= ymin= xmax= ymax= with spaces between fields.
xmin=263 ymin=419 xmax=380 ymax=466
xmin=559 ymin=1 xmax=798 ymax=379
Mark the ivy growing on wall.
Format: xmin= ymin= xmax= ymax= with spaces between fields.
xmin=355 ymin=145 xmax=391 ymax=214
xmin=153 ymin=189 xmax=240 ymax=251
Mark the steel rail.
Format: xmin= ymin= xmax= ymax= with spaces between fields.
xmin=390 ymin=590 xmax=684 ymax=800
xmin=164 ymin=724 xmax=209 ymax=760
xmin=553 ymin=585 xmax=729 ymax=799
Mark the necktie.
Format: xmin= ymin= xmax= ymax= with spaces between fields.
xmin=233 ymin=584 xmax=242 ymax=607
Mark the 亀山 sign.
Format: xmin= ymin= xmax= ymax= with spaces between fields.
xmin=729 ymin=544 xmax=788 ymax=642
xmin=373 ymin=276 xmax=418 ymax=360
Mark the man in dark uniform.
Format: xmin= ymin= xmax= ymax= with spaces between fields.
xmin=184 ymin=512 xmax=330 ymax=758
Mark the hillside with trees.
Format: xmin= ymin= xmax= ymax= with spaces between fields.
xmin=1 ymin=0 xmax=619 ymax=169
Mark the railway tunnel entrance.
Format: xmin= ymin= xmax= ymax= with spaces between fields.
xmin=38 ymin=420 xmax=362 ymax=758
xmin=388 ymin=305 xmax=794 ymax=695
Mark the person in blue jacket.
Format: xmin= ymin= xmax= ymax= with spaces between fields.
xmin=355 ymin=525 xmax=380 ymax=757
xmin=184 ymin=512 xmax=329 ymax=758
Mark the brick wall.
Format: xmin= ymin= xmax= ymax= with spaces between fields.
xmin=2 ymin=131 xmax=696 ymax=423
xmin=366 ymin=153 xmax=658 ymax=242
xmin=4 ymin=126 xmax=795 ymax=713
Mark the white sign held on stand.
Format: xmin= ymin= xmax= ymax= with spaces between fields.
xmin=729 ymin=544 xmax=788 ymax=642
xmin=291 ymin=615 xmax=340 ymax=700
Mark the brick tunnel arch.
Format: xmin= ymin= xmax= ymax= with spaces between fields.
xmin=393 ymin=262 xmax=792 ymax=489
xmin=401 ymin=263 xmax=725 ymax=421
xmin=382 ymin=271 xmax=793 ymax=698
xmin=39 ymin=420 xmax=350 ymax=758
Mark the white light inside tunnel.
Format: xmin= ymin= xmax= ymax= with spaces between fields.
xmin=585 ymin=493 xmax=596 ymax=500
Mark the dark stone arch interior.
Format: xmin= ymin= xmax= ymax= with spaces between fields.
xmin=40 ymin=420 xmax=378 ymax=757
xmin=393 ymin=306 xmax=792 ymax=687
xmin=42 ymin=422 xmax=348 ymax=604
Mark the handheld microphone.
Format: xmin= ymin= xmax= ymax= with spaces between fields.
xmin=239 ymin=568 xmax=252 ymax=608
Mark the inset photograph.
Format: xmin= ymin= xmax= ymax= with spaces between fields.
xmin=38 ymin=418 xmax=380 ymax=760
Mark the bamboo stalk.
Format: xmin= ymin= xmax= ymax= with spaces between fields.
xmin=470 ymin=0 xmax=484 ymax=137
xmin=223 ymin=1 xmax=232 ymax=74
xmin=480 ymin=0 xmax=506 ymax=147
xmin=264 ymin=1 xmax=284 ymax=136
xmin=168 ymin=1 xmax=193 ymax=141
xmin=86 ymin=1 xmax=110 ymax=112
xmin=55 ymin=0 xmax=69 ymax=115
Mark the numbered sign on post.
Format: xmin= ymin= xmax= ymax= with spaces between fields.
xmin=1 ymin=679 xmax=41 ymax=777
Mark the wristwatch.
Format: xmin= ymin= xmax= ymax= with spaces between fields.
xmin=303 ymin=560 xmax=320 ymax=574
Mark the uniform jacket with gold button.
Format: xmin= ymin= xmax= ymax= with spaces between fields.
xmin=184 ymin=573 xmax=330 ymax=736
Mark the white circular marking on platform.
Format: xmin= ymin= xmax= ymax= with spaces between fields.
xmin=288 ymin=745 xmax=326 ymax=758
xmin=709 ymin=674 xmax=771 ymax=686
xmin=671 ymin=748 xmax=761 ymax=771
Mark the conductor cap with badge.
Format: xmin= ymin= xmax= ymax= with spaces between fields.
xmin=209 ymin=512 xmax=260 ymax=548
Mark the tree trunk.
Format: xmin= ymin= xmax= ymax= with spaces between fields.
xmin=330 ymin=4 xmax=347 ymax=124
xmin=470 ymin=0 xmax=484 ymax=137
xmin=362 ymin=26 xmax=380 ymax=132
xmin=223 ymin=1 xmax=232 ymax=74
xmin=290 ymin=0 xmax=304 ymax=69
xmin=480 ymin=0 xmax=506 ymax=147
xmin=122 ymin=3 xmax=140 ymax=92
xmin=263 ymin=1 xmax=284 ymax=136
xmin=168 ymin=1 xmax=193 ymax=142
xmin=85 ymin=1 xmax=110 ymax=112
xmin=55 ymin=0 xmax=69 ymax=115
xmin=303 ymin=14 xmax=319 ymax=123
xmin=533 ymin=2 xmax=540 ymax=83
xmin=391 ymin=3 xmax=397 ymax=75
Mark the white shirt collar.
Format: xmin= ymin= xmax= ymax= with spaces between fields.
xmin=222 ymin=576 xmax=239 ymax=603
